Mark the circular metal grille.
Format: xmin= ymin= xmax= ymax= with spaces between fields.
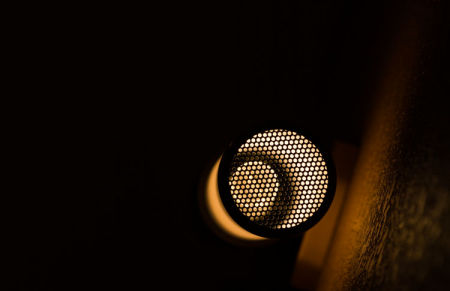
xmin=227 ymin=129 xmax=330 ymax=230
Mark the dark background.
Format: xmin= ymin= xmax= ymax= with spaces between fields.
xmin=8 ymin=1 xmax=449 ymax=290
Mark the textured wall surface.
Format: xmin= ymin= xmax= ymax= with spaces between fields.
xmin=318 ymin=2 xmax=450 ymax=290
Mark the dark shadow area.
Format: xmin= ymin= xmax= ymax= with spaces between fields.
xmin=7 ymin=1 xmax=450 ymax=290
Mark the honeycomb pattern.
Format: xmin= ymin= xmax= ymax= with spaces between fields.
xmin=228 ymin=129 xmax=329 ymax=230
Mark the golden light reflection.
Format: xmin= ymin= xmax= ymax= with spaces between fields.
xmin=205 ymin=157 xmax=267 ymax=242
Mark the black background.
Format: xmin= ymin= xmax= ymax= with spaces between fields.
xmin=8 ymin=1 xmax=449 ymax=290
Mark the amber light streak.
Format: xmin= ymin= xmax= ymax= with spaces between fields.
xmin=205 ymin=157 xmax=267 ymax=242
xmin=291 ymin=142 xmax=358 ymax=290
xmin=314 ymin=7 xmax=429 ymax=291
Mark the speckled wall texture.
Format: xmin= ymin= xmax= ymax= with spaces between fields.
xmin=317 ymin=2 xmax=450 ymax=290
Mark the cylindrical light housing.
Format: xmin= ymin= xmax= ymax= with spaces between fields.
xmin=215 ymin=127 xmax=336 ymax=238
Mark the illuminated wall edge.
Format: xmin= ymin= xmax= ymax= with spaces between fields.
xmin=205 ymin=157 xmax=267 ymax=242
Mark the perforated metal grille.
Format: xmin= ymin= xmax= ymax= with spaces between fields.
xmin=228 ymin=129 xmax=329 ymax=230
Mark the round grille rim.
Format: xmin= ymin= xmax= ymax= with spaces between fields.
xmin=217 ymin=126 xmax=337 ymax=238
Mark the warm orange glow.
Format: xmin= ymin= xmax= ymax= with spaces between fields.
xmin=205 ymin=157 xmax=267 ymax=241
xmin=312 ymin=9 xmax=427 ymax=291
xmin=291 ymin=142 xmax=358 ymax=290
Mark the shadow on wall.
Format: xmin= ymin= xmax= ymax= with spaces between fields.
xmin=292 ymin=2 xmax=450 ymax=290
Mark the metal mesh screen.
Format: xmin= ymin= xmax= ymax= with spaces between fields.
xmin=228 ymin=129 xmax=329 ymax=230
